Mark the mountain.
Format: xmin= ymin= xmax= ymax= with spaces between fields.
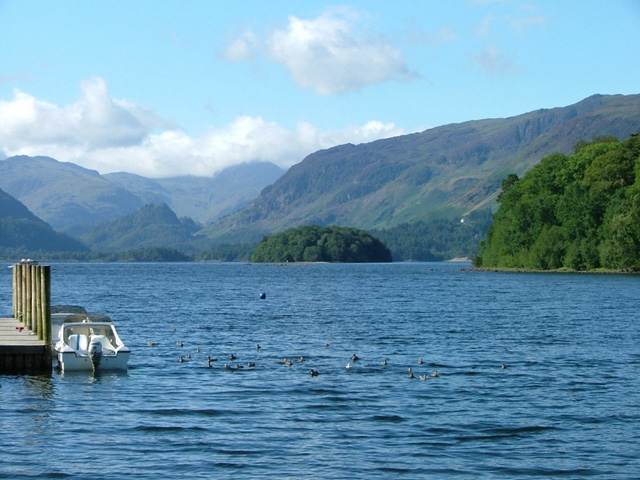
xmin=104 ymin=161 xmax=285 ymax=224
xmin=0 ymin=188 xmax=89 ymax=253
xmin=79 ymin=203 xmax=205 ymax=252
xmin=0 ymin=156 xmax=144 ymax=233
xmin=0 ymin=156 xmax=285 ymax=232
xmin=202 ymin=94 xmax=640 ymax=244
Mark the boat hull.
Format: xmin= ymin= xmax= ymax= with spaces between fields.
xmin=56 ymin=350 xmax=130 ymax=372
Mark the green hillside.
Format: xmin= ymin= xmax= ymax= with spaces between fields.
xmin=0 ymin=188 xmax=89 ymax=255
xmin=80 ymin=203 xmax=205 ymax=252
xmin=203 ymin=94 xmax=640 ymax=244
xmin=474 ymin=135 xmax=640 ymax=271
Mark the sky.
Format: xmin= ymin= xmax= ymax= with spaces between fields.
xmin=1 ymin=0 xmax=639 ymax=178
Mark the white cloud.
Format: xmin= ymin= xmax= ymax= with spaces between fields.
xmin=223 ymin=8 xmax=415 ymax=95
xmin=0 ymin=77 xmax=169 ymax=151
xmin=471 ymin=46 xmax=517 ymax=74
xmin=0 ymin=78 xmax=406 ymax=178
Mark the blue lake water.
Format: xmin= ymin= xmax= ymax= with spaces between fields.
xmin=0 ymin=262 xmax=639 ymax=479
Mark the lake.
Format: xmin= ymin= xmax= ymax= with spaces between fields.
xmin=0 ymin=262 xmax=638 ymax=479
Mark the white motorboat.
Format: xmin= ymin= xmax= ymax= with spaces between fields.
xmin=53 ymin=312 xmax=131 ymax=372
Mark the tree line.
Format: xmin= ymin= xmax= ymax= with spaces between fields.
xmin=474 ymin=135 xmax=640 ymax=271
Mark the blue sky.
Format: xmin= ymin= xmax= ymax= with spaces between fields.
xmin=1 ymin=0 xmax=639 ymax=177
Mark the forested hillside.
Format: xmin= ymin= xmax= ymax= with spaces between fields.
xmin=474 ymin=135 xmax=640 ymax=271
xmin=80 ymin=203 xmax=205 ymax=252
xmin=203 ymin=94 xmax=640 ymax=244
xmin=373 ymin=209 xmax=492 ymax=261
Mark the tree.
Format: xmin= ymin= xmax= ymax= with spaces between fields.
xmin=475 ymin=135 xmax=640 ymax=271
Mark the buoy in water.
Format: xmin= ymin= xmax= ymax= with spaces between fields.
xmin=259 ymin=292 xmax=266 ymax=299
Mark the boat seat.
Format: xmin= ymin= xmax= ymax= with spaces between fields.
xmin=67 ymin=334 xmax=89 ymax=351
xmin=91 ymin=335 xmax=116 ymax=353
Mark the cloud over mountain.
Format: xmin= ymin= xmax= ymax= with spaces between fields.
xmin=0 ymin=77 xmax=406 ymax=178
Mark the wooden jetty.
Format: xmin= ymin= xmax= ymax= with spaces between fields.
xmin=0 ymin=262 xmax=52 ymax=374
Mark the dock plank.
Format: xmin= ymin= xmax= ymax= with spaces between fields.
xmin=0 ymin=317 xmax=47 ymax=346
xmin=0 ymin=317 xmax=51 ymax=374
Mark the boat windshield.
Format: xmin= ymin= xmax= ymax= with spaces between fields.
xmin=63 ymin=324 xmax=118 ymax=347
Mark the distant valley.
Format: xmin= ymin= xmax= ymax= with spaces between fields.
xmin=0 ymin=157 xmax=284 ymax=233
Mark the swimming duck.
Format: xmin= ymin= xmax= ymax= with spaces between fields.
xmin=176 ymin=341 xmax=184 ymax=348
xmin=431 ymin=370 xmax=439 ymax=378
xmin=310 ymin=369 xmax=320 ymax=376
xmin=345 ymin=363 xmax=352 ymax=370
xmin=229 ymin=354 xmax=237 ymax=360
xmin=381 ymin=359 xmax=388 ymax=366
xmin=418 ymin=358 xmax=424 ymax=365
xmin=247 ymin=362 xmax=256 ymax=367
xmin=419 ymin=374 xmax=427 ymax=380
xmin=147 ymin=341 xmax=155 ymax=346
xmin=351 ymin=354 xmax=359 ymax=361
xmin=407 ymin=372 xmax=415 ymax=379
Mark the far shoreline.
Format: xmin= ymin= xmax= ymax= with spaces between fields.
xmin=462 ymin=266 xmax=639 ymax=275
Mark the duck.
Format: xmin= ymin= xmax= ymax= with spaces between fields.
xmin=229 ymin=354 xmax=237 ymax=360
xmin=418 ymin=358 xmax=424 ymax=365
xmin=345 ymin=363 xmax=352 ymax=370
xmin=310 ymin=369 xmax=320 ymax=377
xmin=431 ymin=370 xmax=439 ymax=378
xmin=351 ymin=354 xmax=359 ymax=361
xmin=247 ymin=361 xmax=256 ymax=367
xmin=195 ymin=347 xmax=200 ymax=353
xmin=381 ymin=359 xmax=388 ymax=366
xmin=419 ymin=374 xmax=427 ymax=380
xmin=501 ymin=364 xmax=507 ymax=370
xmin=178 ymin=356 xmax=184 ymax=363
xmin=207 ymin=356 xmax=213 ymax=368
xmin=176 ymin=341 xmax=184 ymax=348
xmin=297 ymin=356 xmax=305 ymax=363
xmin=147 ymin=341 xmax=155 ymax=347
xmin=407 ymin=372 xmax=415 ymax=379
xmin=256 ymin=344 xmax=261 ymax=350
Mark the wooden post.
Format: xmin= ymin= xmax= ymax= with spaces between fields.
xmin=35 ymin=265 xmax=42 ymax=339
xmin=12 ymin=265 xmax=19 ymax=319
xmin=41 ymin=266 xmax=51 ymax=343
xmin=30 ymin=264 xmax=37 ymax=334
xmin=21 ymin=264 xmax=28 ymax=325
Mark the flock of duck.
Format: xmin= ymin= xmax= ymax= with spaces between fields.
xmin=149 ymin=339 xmax=508 ymax=379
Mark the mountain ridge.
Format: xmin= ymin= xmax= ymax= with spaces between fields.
xmin=201 ymin=93 xmax=640 ymax=243
xmin=0 ymin=157 xmax=285 ymax=232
